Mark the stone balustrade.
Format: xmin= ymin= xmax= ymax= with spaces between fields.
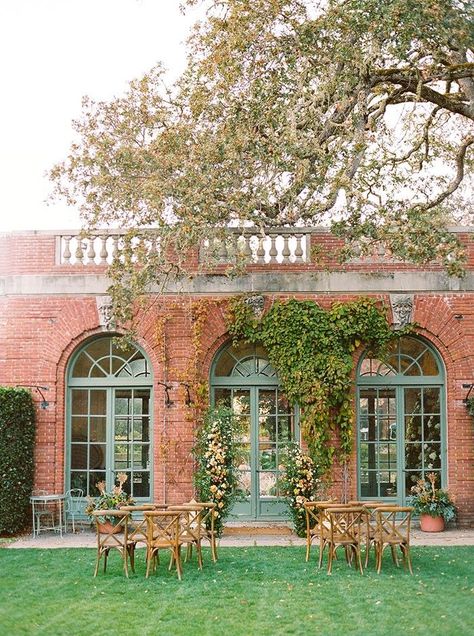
xmin=57 ymin=228 xmax=312 ymax=266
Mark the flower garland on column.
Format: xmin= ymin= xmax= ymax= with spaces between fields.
xmin=193 ymin=406 xmax=239 ymax=537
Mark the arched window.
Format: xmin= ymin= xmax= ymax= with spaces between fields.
xmin=211 ymin=341 xmax=298 ymax=520
xmin=67 ymin=337 xmax=153 ymax=499
xmin=357 ymin=336 xmax=446 ymax=502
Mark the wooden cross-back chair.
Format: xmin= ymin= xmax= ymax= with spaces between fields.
xmin=121 ymin=504 xmax=168 ymax=549
xmin=169 ymin=504 xmax=205 ymax=569
xmin=303 ymin=501 xmax=334 ymax=562
xmin=374 ymin=506 xmax=414 ymax=574
xmin=91 ymin=509 xmax=135 ymax=577
xmin=197 ymin=502 xmax=218 ymax=562
xmin=169 ymin=501 xmax=218 ymax=567
xmin=348 ymin=501 xmax=386 ymax=566
xmin=144 ymin=510 xmax=184 ymax=580
xmin=323 ymin=507 xmax=369 ymax=575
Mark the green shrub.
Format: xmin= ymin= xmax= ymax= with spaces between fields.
xmin=0 ymin=387 xmax=36 ymax=534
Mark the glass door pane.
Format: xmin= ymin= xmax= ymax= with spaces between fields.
xmin=70 ymin=388 xmax=107 ymax=496
xmin=214 ymin=387 xmax=252 ymax=516
xmin=404 ymin=387 xmax=441 ymax=496
xmin=257 ymin=389 xmax=295 ymax=517
xmin=359 ymin=388 xmax=397 ymax=498
xmin=113 ymin=388 xmax=151 ymax=498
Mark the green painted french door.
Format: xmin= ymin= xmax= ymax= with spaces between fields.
xmin=68 ymin=387 xmax=151 ymax=499
xmin=357 ymin=385 xmax=445 ymax=502
xmin=213 ymin=386 xmax=296 ymax=519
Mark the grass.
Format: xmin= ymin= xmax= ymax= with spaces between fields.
xmin=0 ymin=546 xmax=473 ymax=636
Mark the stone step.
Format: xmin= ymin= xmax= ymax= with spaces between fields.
xmin=223 ymin=521 xmax=294 ymax=536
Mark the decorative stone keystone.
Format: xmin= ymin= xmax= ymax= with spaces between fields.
xmin=390 ymin=294 xmax=414 ymax=329
xmin=96 ymin=296 xmax=115 ymax=330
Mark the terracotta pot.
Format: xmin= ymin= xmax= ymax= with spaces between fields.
xmin=419 ymin=513 xmax=445 ymax=532
xmin=97 ymin=521 xmax=124 ymax=534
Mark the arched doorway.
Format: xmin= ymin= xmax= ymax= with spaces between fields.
xmin=210 ymin=341 xmax=299 ymax=520
xmin=66 ymin=336 xmax=153 ymax=500
xmin=356 ymin=336 xmax=446 ymax=503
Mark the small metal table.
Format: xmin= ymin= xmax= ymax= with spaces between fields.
xmin=30 ymin=494 xmax=66 ymax=537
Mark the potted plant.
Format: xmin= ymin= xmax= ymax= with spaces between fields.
xmin=407 ymin=472 xmax=456 ymax=532
xmin=85 ymin=473 xmax=134 ymax=533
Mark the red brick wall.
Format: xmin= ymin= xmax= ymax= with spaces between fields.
xmin=1 ymin=231 xmax=473 ymax=526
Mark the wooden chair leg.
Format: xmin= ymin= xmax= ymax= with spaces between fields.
xmin=327 ymin=543 xmax=334 ymax=575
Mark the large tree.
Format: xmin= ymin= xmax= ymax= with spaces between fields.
xmin=51 ymin=0 xmax=474 ymax=318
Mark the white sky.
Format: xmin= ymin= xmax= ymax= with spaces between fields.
xmin=0 ymin=0 xmax=199 ymax=232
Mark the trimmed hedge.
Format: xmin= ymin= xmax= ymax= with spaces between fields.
xmin=0 ymin=387 xmax=36 ymax=535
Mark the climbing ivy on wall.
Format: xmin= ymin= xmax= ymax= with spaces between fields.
xmin=227 ymin=296 xmax=409 ymax=474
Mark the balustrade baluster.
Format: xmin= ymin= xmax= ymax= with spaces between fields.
xmin=269 ymin=233 xmax=278 ymax=263
xmin=294 ymin=234 xmax=304 ymax=262
xmin=256 ymin=236 xmax=266 ymax=264
xmin=75 ymin=240 xmax=84 ymax=264
xmin=282 ymin=236 xmax=291 ymax=263
xmin=99 ymin=237 xmax=108 ymax=264
xmin=87 ymin=238 xmax=96 ymax=264
xmin=62 ymin=237 xmax=72 ymax=264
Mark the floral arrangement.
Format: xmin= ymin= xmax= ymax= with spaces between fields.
xmin=407 ymin=472 xmax=456 ymax=523
xmin=84 ymin=473 xmax=134 ymax=522
xmin=466 ymin=396 xmax=474 ymax=418
xmin=280 ymin=442 xmax=320 ymax=537
xmin=193 ymin=406 xmax=239 ymax=537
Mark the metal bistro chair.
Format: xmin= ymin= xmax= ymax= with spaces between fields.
xmin=32 ymin=490 xmax=56 ymax=536
xmin=91 ymin=509 xmax=135 ymax=578
xmin=64 ymin=488 xmax=84 ymax=533
xmin=373 ymin=506 xmax=414 ymax=575
xmin=144 ymin=510 xmax=184 ymax=580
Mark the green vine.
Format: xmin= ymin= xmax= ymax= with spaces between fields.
xmin=227 ymin=296 xmax=410 ymax=474
xmin=466 ymin=396 xmax=474 ymax=418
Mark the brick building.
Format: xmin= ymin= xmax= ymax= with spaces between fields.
xmin=1 ymin=228 xmax=473 ymax=526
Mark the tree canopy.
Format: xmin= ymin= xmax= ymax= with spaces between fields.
xmin=50 ymin=0 xmax=474 ymax=316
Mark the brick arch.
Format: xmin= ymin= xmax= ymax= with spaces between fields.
xmin=54 ymin=326 xmax=163 ymax=494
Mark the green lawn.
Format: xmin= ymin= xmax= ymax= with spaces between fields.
xmin=0 ymin=546 xmax=473 ymax=636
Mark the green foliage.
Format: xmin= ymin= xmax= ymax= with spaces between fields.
xmin=466 ymin=396 xmax=474 ymax=418
xmin=0 ymin=387 xmax=36 ymax=535
xmin=407 ymin=472 xmax=457 ymax=523
xmin=228 ymin=296 xmax=405 ymax=472
xmin=193 ymin=405 xmax=240 ymax=536
xmin=279 ymin=442 xmax=320 ymax=537
xmin=50 ymin=0 xmax=473 ymax=321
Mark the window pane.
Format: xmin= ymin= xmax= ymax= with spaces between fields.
xmin=71 ymin=390 xmax=88 ymax=415
xmin=259 ymin=472 xmax=277 ymax=497
xmin=405 ymin=414 xmax=422 ymax=441
xmin=259 ymin=447 xmax=277 ymax=470
xmin=89 ymin=444 xmax=106 ymax=470
xmin=90 ymin=417 xmax=106 ymax=442
xmin=214 ymin=388 xmax=231 ymax=407
xmin=259 ymin=416 xmax=276 ymax=441
xmin=114 ymin=443 xmax=131 ymax=468
xmin=405 ymin=443 xmax=422 ymax=469
xmin=90 ymin=390 xmax=107 ymax=415
xmin=71 ymin=417 xmax=87 ymax=442
xmin=70 ymin=471 xmax=87 ymax=492
xmin=133 ymin=417 xmax=150 ymax=442
xmin=89 ymin=472 xmax=106 ymax=497
xmin=424 ymin=415 xmax=441 ymax=442
xmin=425 ymin=443 xmax=441 ymax=470
xmin=259 ymin=390 xmax=276 ymax=414
xmin=131 ymin=471 xmax=150 ymax=498
xmin=71 ymin=444 xmax=88 ymax=469
xmin=133 ymin=445 xmax=150 ymax=469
